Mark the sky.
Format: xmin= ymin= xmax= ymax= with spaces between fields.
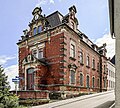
xmin=0 ymin=0 xmax=115 ymax=90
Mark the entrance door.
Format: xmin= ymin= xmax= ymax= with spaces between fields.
xmin=27 ymin=68 xmax=34 ymax=90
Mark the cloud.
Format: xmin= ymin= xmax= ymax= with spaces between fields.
xmin=37 ymin=0 xmax=47 ymax=5
xmin=94 ymin=33 xmax=115 ymax=58
xmin=50 ymin=0 xmax=54 ymax=4
xmin=4 ymin=64 xmax=18 ymax=90
xmin=0 ymin=55 xmax=16 ymax=66
xmin=59 ymin=0 xmax=64 ymax=2
xmin=36 ymin=0 xmax=54 ymax=7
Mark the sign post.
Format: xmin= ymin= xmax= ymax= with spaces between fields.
xmin=12 ymin=76 xmax=20 ymax=95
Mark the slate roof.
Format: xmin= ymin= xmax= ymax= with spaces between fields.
xmin=46 ymin=11 xmax=63 ymax=28
xmin=110 ymin=55 xmax=115 ymax=65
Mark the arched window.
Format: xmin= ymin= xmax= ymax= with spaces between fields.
xmin=97 ymin=79 xmax=100 ymax=87
xmin=86 ymin=75 xmax=89 ymax=88
xmin=27 ymin=68 xmax=35 ymax=90
xmin=80 ymin=73 xmax=83 ymax=86
xmin=92 ymin=77 xmax=95 ymax=88
xmin=104 ymin=79 xmax=106 ymax=88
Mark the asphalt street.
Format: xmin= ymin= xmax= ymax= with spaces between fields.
xmin=32 ymin=91 xmax=115 ymax=108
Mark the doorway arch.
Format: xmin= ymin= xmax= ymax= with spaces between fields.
xmin=27 ymin=68 xmax=35 ymax=90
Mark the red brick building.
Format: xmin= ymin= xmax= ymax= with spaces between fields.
xmin=17 ymin=6 xmax=107 ymax=99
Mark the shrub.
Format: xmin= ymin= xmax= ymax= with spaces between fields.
xmin=19 ymin=99 xmax=50 ymax=106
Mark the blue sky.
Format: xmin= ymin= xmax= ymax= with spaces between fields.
xmin=0 ymin=0 xmax=115 ymax=90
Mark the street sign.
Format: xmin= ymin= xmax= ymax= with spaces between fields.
xmin=12 ymin=78 xmax=19 ymax=82
xmin=12 ymin=76 xmax=20 ymax=95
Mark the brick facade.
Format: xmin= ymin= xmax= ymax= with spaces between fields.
xmin=17 ymin=6 xmax=107 ymax=99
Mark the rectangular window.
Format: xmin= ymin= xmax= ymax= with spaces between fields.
xmin=38 ymin=49 xmax=43 ymax=59
xmin=80 ymin=51 xmax=83 ymax=64
xmin=86 ymin=55 xmax=90 ymax=67
xmin=33 ymin=27 xmax=37 ymax=35
xmin=80 ymin=73 xmax=83 ymax=86
xmin=32 ymin=49 xmax=37 ymax=58
xmin=70 ymin=70 xmax=75 ymax=84
xmin=70 ymin=44 xmax=75 ymax=58
xmin=38 ymin=25 xmax=42 ymax=33
xmin=92 ymin=58 xmax=95 ymax=69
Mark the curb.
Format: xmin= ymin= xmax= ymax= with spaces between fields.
xmin=109 ymin=102 xmax=115 ymax=108
xmin=51 ymin=91 xmax=114 ymax=108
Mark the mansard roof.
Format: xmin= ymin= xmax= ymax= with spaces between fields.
xmin=46 ymin=11 xmax=63 ymax=27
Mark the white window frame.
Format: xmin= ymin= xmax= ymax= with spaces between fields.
xmin=70 ymin=40 xmax=76 ymax=58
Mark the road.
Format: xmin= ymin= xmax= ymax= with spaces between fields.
xmin=32 ymin=91 xmax=115 ymax=108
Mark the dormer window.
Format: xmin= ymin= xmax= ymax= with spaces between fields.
xmin=33 ymin=25 xmax=42 ymax=36
xmin=38 ymin=25 xmax=42 ymax=33
xmin=33 ymin=27 xmax=37 ymax=35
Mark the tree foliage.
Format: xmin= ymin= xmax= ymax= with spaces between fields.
xmin=0 ymin=65 xmax=19 ymax=108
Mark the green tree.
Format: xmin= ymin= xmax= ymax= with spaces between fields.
xmin=0 ymin=65 xmax=19 ymax=108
